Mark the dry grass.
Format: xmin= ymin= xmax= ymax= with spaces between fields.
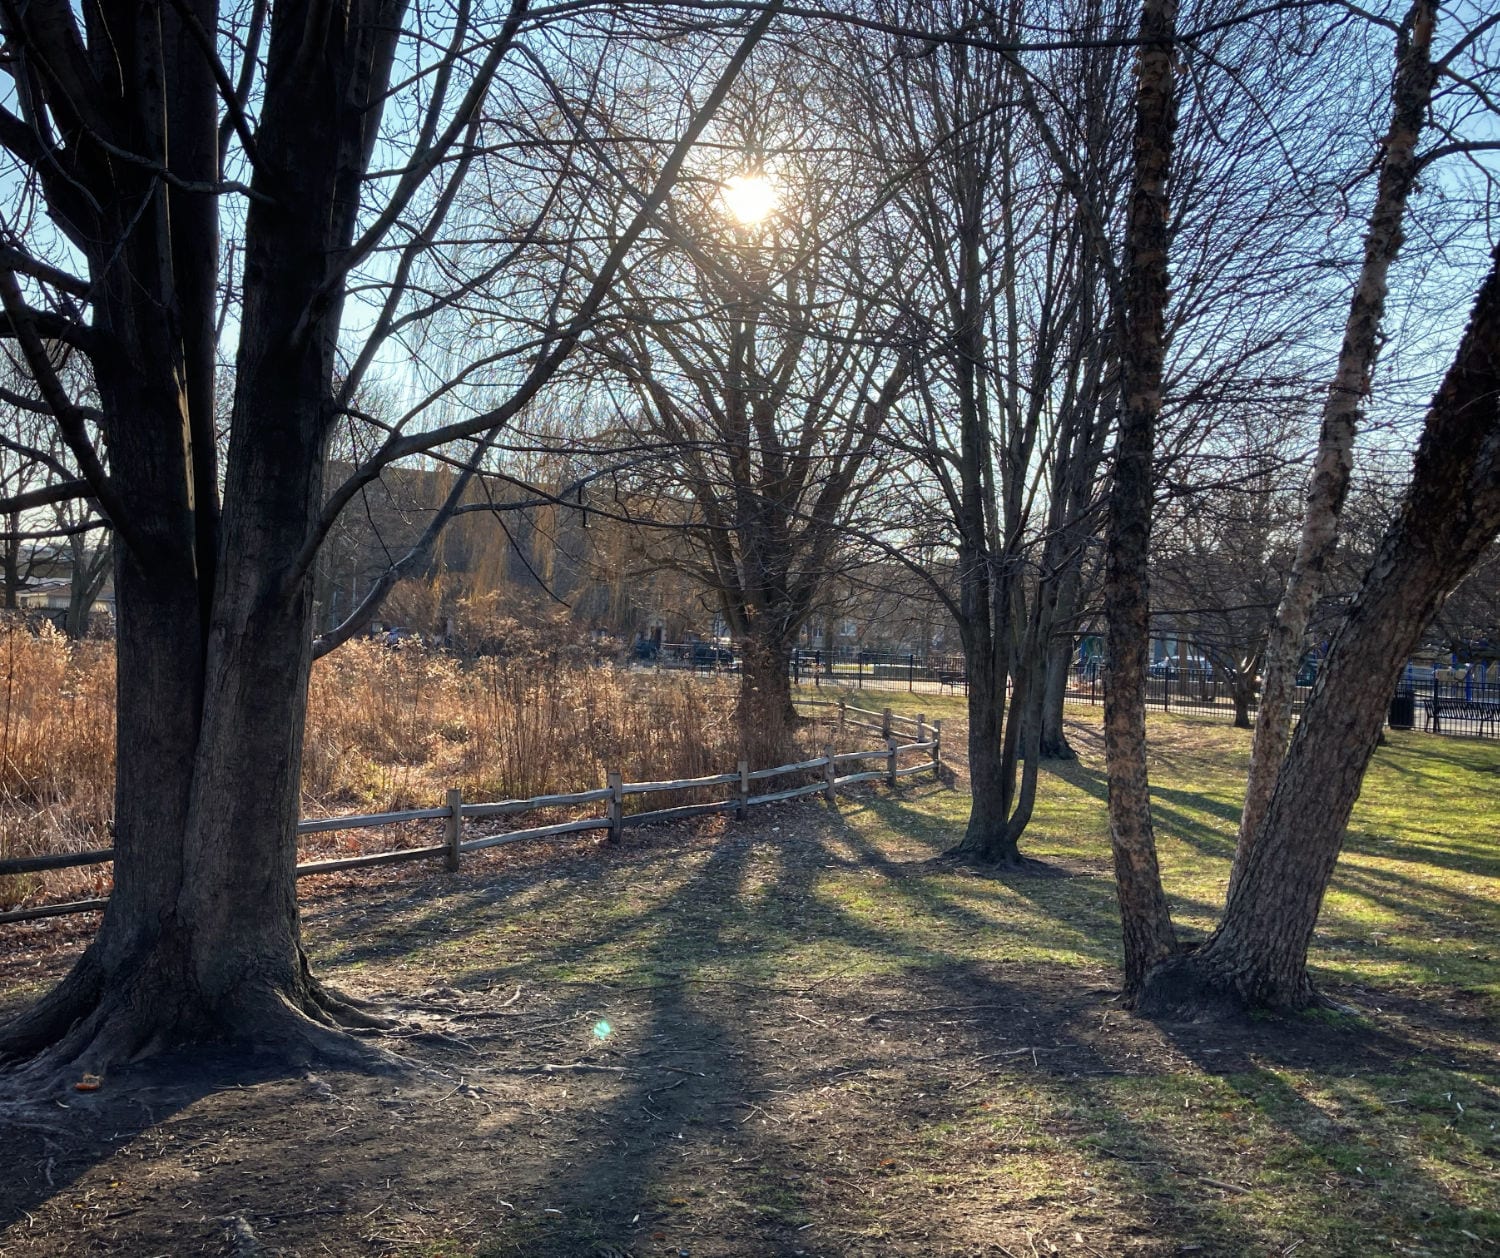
xmin=302 ymin=639 xmax=750 ymax=809
xmin=0 ymin=629 xmax=844 ymax=911
xmin=0 ymin=625 xmax=115 ymax=907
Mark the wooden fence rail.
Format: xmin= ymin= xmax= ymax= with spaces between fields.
xmin=0 ymin=714 xmax=944 ymax=927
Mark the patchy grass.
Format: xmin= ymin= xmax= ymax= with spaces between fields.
xmin=1 ymin=710 xmax=1496 ymax=1257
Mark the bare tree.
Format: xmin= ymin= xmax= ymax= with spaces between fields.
xmin=577 ymin=46 xmax=912 ymax=760
xmin=0 ymin=0 xmax=777 ymax=1081
xmin=1139 ymin=242 xmax=1500 ymax=1016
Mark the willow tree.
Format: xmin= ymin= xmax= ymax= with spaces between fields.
xmin=0 ymin=0 xmax=775 ymax=1081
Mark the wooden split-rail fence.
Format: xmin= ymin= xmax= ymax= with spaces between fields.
xmin=0 ymin=701 xmax=942 ymax=927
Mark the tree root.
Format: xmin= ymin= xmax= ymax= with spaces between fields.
xmin=0 ymin=966 xmax=416 ymax=1098
xmin=932 ymin=847 xmax=1070 ymax=878
xmin=1135 ymin=950 xmax=1320 ymax=1022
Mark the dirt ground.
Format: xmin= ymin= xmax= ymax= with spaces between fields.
xmin=0 ymin=792 xmax=1495 ymax=1258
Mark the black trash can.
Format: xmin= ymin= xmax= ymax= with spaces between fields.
xmin=1388 ymin=690 xmax=1415 ymax=730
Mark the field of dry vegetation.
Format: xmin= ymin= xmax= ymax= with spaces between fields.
xmin=0 ymin=622 xmax=827 ymax=913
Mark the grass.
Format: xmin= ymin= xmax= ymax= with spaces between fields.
xmin=1 ymin=667 xmax=1496 ymax=1255
xmin=282 ymin=708 xmax=1498 ymax=1255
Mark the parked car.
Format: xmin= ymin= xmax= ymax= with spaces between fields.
xmin=1148 ymin=656 xmax=1209 ymax=678
xmin=691 ymin=641 xmax=733 ymax=667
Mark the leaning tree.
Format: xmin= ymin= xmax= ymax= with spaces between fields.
xmin=0 ymin=0 xmax=776 ymax=1081
xmin=1102 ymin=0 xmax=1500 ymax=1008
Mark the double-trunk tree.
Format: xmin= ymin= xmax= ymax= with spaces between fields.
xmin=1139 ymin=242 xmax=1500 ymax=1015
xmin=0 ymin=0 xmax=407 ymax=1072
xmin=1098 ymin=0 xmax=1498 ymax=1013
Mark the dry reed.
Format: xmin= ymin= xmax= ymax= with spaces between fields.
xmin=2 ymin=630 xmax=809 ymax=909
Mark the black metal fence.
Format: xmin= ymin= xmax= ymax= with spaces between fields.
xmin=1396 ymin=676 xmax=1500 ymax=739
xmin=1063 ymin=666 xmax=1500 ymax=741
xmin=790 ymin=649 xmax=969 ymax=694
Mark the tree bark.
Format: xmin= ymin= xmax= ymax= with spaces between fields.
xmin=0 ymin=0 xmax=405 ymax=1079
xmin=1235 ymin=0 xmax=1437 ymax=872
xmin=737 ymin=622 xmax=799 ymax=767
xmin=1103 ymin=0 xmax=1181 ymax=1002
xmin=1139 ymin=243 xmax=1500 ymax=1018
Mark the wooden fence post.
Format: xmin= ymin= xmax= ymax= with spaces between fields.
xmin=882 ymin=707 xmax=892 ymax=739
xmin=838 ymin=698 xmax=846 ymax=739
xmin=887 ymin=738 xmax=898 ymax=787
xmin=824 ymin=745 xmax=837 ymax=804
xmin=932 ymin=719 xmax=943 ymax=778
xmin=607 ymin=770 xmax=623 ymax=844
xmin=737 ymin=759 xmax=750 ymax=820
xmin=917 ymin=713 xmax=926 ymax=743
xmin=445 ymin=788 xmax=463 ymax=871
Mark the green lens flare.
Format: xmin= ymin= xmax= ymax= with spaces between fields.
xmin=592 ymin=1020 xmax=612 ymax=1040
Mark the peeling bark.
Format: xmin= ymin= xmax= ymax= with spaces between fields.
xmin=1103 ymin=0 xmax=1181 ymax=1001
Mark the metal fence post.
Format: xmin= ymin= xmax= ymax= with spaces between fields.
xmin=607 ymin=770 xmax=623 ymax=843
xmin=908 ymin=653 xmax=915 ymax=692
xmin=445 ymin=788 xmax=462 ymax=871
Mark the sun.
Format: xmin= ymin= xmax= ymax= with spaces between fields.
xmin=722 ymin=172 xmax=778 ymax=225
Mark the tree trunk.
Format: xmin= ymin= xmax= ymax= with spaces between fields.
xmin=1235 ymin=0 xmax=1437 ymax=871
xmin=1103 ymin=0 xmax=1181 ymax=1002
xmin=953 ymin=616 xmax=1021 ymax=863
xmin=1139 ymin=243 xmax=1500 ymax=1018
xmin=737 ymin=624 xmax=798 ymax=767
xmin=64 ymin=535 xmax=110 ymax=638
xmin=1230 ymin=672 xmax=1255 ymax=729
xmin=0 ymin=0 xmax=404 ymax=1080
xmin=1039 ymin=629 xmax=1077 ymax=759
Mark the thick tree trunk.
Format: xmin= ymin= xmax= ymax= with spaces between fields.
xmin=737 ymin=624 xmax=798 ymax=767
xmin=1236 ymin=0 xmax=1437 ymax=870
xmin=1139 ymin=244 xmax=1500 ymax=1019
xmin=1103 ymin=0 xmax=1181 ymax=1002
xmin=0 ymin=0 xmax=404 ymax=1080
xmin=954 ymin=618 xmax=1021 ymax=863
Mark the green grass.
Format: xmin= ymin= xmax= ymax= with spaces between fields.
xmin=295 ymin=710 xmax=1500 ymax=1255
xmin=3 ymin=702 xmax=1491 ymax=1258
